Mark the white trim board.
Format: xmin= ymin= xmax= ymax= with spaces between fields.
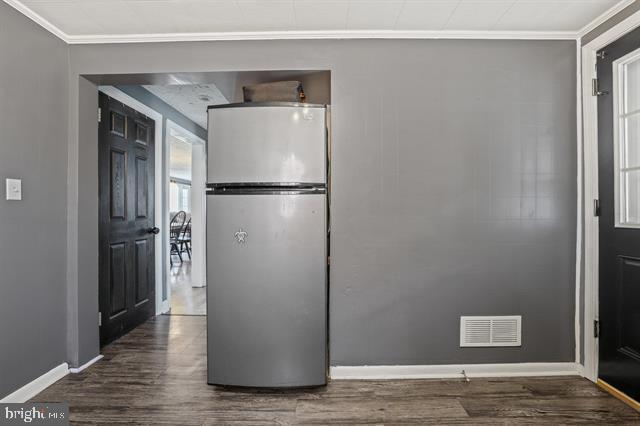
xmin=68 ymin=354 xmax=103 ymax=374
xmin=330 ymin=363 xmax=579 ymax=380
xmin=578 ymin=0 xmax=636 ymax=38
xmin=575 ymin=38 xmax=584 ymax=368
xmin=0 ymin=363 xmax=69 ymax=403
xmin=62 ymin=30 xmax=578 ymax=44
xmin=581 ymin=9 xmax=640 ymax=383
xmin=2 ymin=0 xmax=67 ymax=42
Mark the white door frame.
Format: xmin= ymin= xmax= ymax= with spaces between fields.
xmin=581 ymin=11 xmax=640 ymax=383
xmin=98 ymin=86 xmax=169 ymax=315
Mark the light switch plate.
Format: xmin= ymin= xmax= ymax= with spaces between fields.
xmin=6 ymin=178 xmax=22 ymax=200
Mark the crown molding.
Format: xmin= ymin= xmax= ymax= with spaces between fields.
xmin=63 ymin=30 xmax=578 ymax=44
xmin=578 ymin=0 xmax=636 ymax=38
xmin=3 ymin=0 xmax=69 ymax=42
xmin=6 ymin=0 xmax=605 ymax=45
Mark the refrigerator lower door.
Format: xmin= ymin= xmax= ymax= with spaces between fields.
xmin=207 ymin=193 xmax=327 ymax=387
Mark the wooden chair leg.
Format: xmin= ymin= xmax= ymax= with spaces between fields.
xmin=171 ymin=242 xmax=183 ymax=264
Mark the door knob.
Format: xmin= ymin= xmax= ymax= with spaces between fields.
xmin=148 ymin=227 xmax=160 ymax=235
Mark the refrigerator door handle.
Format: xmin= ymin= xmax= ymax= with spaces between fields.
xmin=206 ymin=183 xmax=325 ymax=195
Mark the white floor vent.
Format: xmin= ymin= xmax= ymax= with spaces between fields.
xmin=460 ymin=316 xmax=521 ymax=347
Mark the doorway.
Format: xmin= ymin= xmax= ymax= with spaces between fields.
xmin=98 ymin=84 xmax=216 ymax=322
xmin=167 ymin=120 xmax=207 ymax=315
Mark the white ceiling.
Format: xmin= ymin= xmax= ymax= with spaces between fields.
xmin=5 ymin=0 xmax=631 ymax=43
xmin=144 ymin=84 xmax=228 ymax=129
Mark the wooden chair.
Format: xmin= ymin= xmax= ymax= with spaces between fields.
xmin=179 ymin=218 xmax=192 ymax=260
xmin=169 ymin=211 xmax=186 ymax=266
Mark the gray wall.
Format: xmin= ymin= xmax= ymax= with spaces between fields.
xmin=582 ymin=0 xmax=640 ymax=45
xmin=68 ymin=39 xmax=577 ymax=366
xmin=0 ymin=3 xmax=69 ymax=397
xmin=67 ymin=77 xmax=99 ymax=367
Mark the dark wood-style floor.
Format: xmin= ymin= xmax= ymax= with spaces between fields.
xmin=32 ymin=316 xmax=640 ymax=425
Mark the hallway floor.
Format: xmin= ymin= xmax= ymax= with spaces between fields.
xmin=32 ymin=316 xmax=640 ymax=425
xmin=169 ymin=260 xmax=206 ymax=316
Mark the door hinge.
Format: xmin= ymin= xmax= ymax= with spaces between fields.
xmin=98 ymin=107 xmax=102 ymax=123
xmin=594 ymin=199 xmax=601 ymax=217
xmin=98 ymin=311 xmax=102 ymax=327
xmin=592 ymin=78 xmax=609 ymax=96
xmin=596 ymin=50 xmax=607 ymax=59
xmin=594 ymin=319 xmax=600 ymax=338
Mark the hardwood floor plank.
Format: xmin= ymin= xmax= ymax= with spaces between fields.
xmin=295 ymin=397 xmax=469 ymax=423
xmin=523 ymin=376 xmax=607 ymax=398
xmin=28 ymin=316 xmax=640 ymax=425
xmin=459 ymin=395 xmax=640 ymax=422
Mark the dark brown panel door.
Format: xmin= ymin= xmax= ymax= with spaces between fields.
xmin=99 ymin=92 xmax=156 ymax=346
xmin=597 ymin=26 xmax=640 ymax=401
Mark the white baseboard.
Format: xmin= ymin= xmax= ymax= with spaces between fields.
xmin=69 ymin=354 xmax=103 ymax=374
xmin=330 ymin=362 xmax=579 ymax=380
xmin=0 ymin=363 xmax=69 ymax=403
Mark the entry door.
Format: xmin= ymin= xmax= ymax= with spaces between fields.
xmin=597 ymin=26 xmax=640 ymax=401
xmin=99 ymin=92 xmax=156 ymax=346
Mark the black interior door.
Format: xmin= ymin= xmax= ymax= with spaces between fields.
xmin=99 ymin=92 xmax=156 ymax=346
xmin=598 ymin=26 xmax=640 ymax=401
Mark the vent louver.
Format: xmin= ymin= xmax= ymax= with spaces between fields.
xmin=460 ymin=316 xmax=521 ymax=347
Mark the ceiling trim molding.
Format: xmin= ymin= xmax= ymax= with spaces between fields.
xmin=12 ymin=0 xmax=632 ymax=45
xmin=3 ymin=0 xmax=69 ymax=42
xmin=578 ymin=0 xmax=636 ymax=38
xmin=63 ymin=30 xmax=578 ymax=44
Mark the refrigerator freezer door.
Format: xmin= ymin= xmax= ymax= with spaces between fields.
xmin=207 ymin=193 xmax=327 ymax=387
xmin=207 ymin=105 xmax=326 ymax=184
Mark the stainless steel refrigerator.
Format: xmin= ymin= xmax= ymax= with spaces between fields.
xmin=206 ymin=102 xmax=328 ymax=388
